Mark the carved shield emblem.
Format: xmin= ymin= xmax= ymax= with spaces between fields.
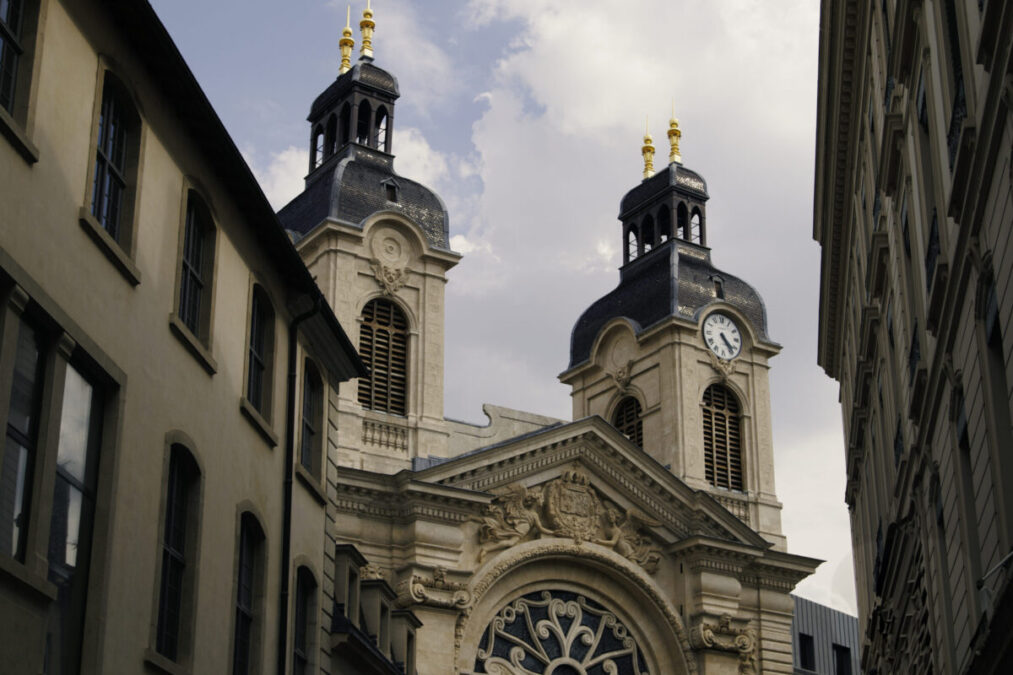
xmin=545 ymin=470 xmax=600 ymax=543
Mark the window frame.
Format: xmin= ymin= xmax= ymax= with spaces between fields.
xmin=78 ymin=63 xmax=145 ymax=286
xmin=169 ymin=187 xmax=218 ymax=374
xmin=231 ymin=511 xmax=265 ymax=675
xmin=611 ymin=396 xmax=643 ymax=448
xmin=240 ymin=282 xmax=277 ymax=446
xmin=299 ymin=358 xmax=324 ymax=480
xmin=356 ymin=298 xmax=409 ymax=416
xmin=292 ymin=565 xmax=317 ymax=675
xmin=702 ymin=382 xmax=744 ymax=491
xmin=0 ymin=0 xmax=43 ymax=163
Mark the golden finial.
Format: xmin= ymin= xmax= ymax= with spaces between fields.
xmin=642 ymin=117 xmax=655 ymax=180
xmin=667 ymin=102 xmax=682 ymax=164
xmin=339 ymin=6 xmax=355 ymax=74
xmin=359 ymin=0 xmax=375 ymax=59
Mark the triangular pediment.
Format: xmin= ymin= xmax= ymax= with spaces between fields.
xmin=416 ymin=416 xmax=769 ymax=550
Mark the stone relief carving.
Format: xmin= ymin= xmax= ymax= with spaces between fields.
xmin=396 ymin=566 xmax=471 ymax=609
xmin=370 ymin=260 xmax=408 ymax=295
xmin=612 ymin=359 xmax=635 ymax=391
xmin=690 ymin=614 xmax=758 ymax=675
xmin=370 ymin=228 xmax=410 ymax=295
xmin=476 ymin=469 xmax=662 ymax=572
xmin=360 ymin=563 xmax=387 ymax=581
xmin=707 ymin=349 xmax=737 ymax=379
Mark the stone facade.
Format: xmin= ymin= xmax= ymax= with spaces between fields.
xmin=814 ymin=0 xmax=1013 ymax=672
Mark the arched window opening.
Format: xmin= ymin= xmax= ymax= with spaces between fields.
xmin=358 ymin=299 xmax=408 ymax=415
xmin=657 ymin=205 xmax=672 ymax=243
xmin=247 ymin=285 xmax=275 ymax=418
xmin=339 ymin=103 xmax=351 ymax=146
xmin=612 ymin=397 xmax=643 ymax=447
xmin=690 ymin=208 xmax=703 ymax=244
xmin=702 ymin=384 xmax=742 ymax=490
xmin=677 ymin=202 xmax=689 ymax=240
xmin=293 ymin=567 xmax=317 ymax=675
xmin=641 ymin=215 xmax=655 ymax=254
xmin=233 ymin=513 xmax=265 ymax=675
xmin=300 ymin=360 xmax=324 ymax=479
xmin=311 ymin=125 xmax=324 ymax=169
xmin=356 ymin=100 xmax=372 ymax=145
xmin=626 ymin=227 xmax=639 ymax=262
xmin=375 ymin=106 xmax=388 ymax=151
xmin=90 ymin=72 xmax=141 ymax=246
xmin=325 ymin=114 xmax=337 ymax=158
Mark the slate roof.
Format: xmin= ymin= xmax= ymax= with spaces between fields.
xmin=309 ymin=61 xmax=399 ymax=120
xmin=278 ymin=145 xmax=450 ymax=249
xmin=568 ymin=239 xmax=770 ymax=368
xmin=619 ymin=163 xmax=708 ymax=219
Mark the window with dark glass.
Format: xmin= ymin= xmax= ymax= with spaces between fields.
xmin=357 ymin=299 xmax=408 ymax=415
xmin=247 ymin=286 xmax=274 ymax=416
xmin=0 ymin=0 xmax=24 ymax=113
xmin=300 ymin=360 xmax=323 ymax=477
xmin=233 ymin=513 xmax=263 ymax=675
xmin=179 ymin=193 xmax=215 ymax=341
xmin=702 ymin=384 xmax=742 ymax=490
xmin=90 ymin=77 xmax=138 ymax=243
xmin=798 ymin=632 xmax=815 ymax=670
xmin=356 ymin=100 xmax=372 ymax=145
xmin=47 ymin=364 xmax=103 ymax=675
xmin=1 ymin=316 xmax=42 ymax=560
xmin=832 ymin=643 xmax=851 ymax=675
xmin=156 ymin=445 xmax=199 ymax=661
xmin=292 ymin=567 xmax=316 ymax=675
xmin=612 ymin=397 xmax=643 ymax=447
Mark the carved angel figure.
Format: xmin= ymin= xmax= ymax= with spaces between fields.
xmin=477 ymin=484 xmax=549 ymax=562
xmin=598 ymin=504 xmax=663 ymax=572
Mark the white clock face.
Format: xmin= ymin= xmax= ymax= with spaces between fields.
xmin=703 ymin=313 xmax=742 ymax=360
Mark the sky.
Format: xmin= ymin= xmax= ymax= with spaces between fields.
xmin=148 ymin=0 xmax=857 ymax=615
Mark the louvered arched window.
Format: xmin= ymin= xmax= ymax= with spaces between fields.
xmin=612 ymin=396 xmax=643 ymax=447
xmin=357 ymin=299 xmax=408 ymax=415
xmin=702 ymin=384 xmax=742 ymax=490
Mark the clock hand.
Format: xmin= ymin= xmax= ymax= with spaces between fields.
xmin=721 ymin=334 xmax=734 ymax=351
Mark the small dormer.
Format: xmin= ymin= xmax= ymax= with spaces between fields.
xmin=333 ymin=544 xmax=367 ymax=626
xmin=306 ymin=6 xmax=399 ymax=174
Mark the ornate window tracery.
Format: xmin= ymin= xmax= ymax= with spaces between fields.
xmin=475 ymin=590 xmax=650 ymax=675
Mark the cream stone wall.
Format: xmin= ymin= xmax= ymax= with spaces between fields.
xmin=0 ymin=1 xmax=341 ymax=672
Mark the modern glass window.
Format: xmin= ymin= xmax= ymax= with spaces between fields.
xmin=702 ymin=383 xmax=743 ymax=490
xmin=91 ymin=78 xmax=132 ymax=241
xmin=247 ymin=286 xmax=274 ymax=416
xmin=798 ymin=632 xmax=815 ymax=670
xmin=156 ymin=445 xmax=199 ymax=661
xmin=832 ymin=643 xmax=851 ymax=675
xmin=1 ymin=316 xmax=42 ymax=560
xmin=0 ymin=0 xmax=24 ymax=113
xmin=357 ymin=299 xmax=408 ymax=415
xmin=612 ymin=396 xmax=643 ymax=447
xmin=47 ymin=364 xmax=103 ymax=675
xmin=233 ymin=513 xmax=263 ymax=675
xmin=292 ymin=567 xmax=316 ymax=675
xmin=300 ymin=360 xmax=323 ymax=477
xmin=178 ymin=193 xmax=215 ymax=341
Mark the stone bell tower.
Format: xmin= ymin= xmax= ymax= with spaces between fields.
xmin=278 ymin=5 xmax=460 ymax=473
xmin=559 ymin=117 xmax=786 ymax=549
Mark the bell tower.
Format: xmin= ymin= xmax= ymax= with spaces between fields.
xmin=279 ymin=4 xmax=460 ymax=473
xmin=559 ymin=117 xmax=786 ymax=549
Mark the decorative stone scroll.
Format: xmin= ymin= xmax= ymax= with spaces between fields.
xmin=612 ymin=359 xmax=634 ymax=391
xmin=476 ymin=469 xmax=662 ymax=572
xmin=707 ymin=350 xmax=737 ymax=379
xmin=395 ymin=566 xmax=471 ymax=609
xmin=370 ymin=228 xmax=410 ymax=295
xmin=690 ymin=614 xmax=757 ymax=675
xmin=370 ymin=260 xmax=408 ymax=295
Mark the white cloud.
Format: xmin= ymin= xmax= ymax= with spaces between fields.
xmin=393 ymin=127 xmax=451 ymax=191
xmin=248 ymin=145 xmax=310 ymax=210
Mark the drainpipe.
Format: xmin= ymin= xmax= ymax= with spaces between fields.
xmin=277 ymin=291 xmax=322 ymax=675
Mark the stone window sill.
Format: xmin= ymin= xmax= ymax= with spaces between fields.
xmin=0 ymin=554 xmax=57 ymax=602
xmin=78 ymin=207 xmax=141 ymax=286
xmin=296 ymin=462 xmax=327 ymax=506
xmin=143 ymin=647 xmax=191 ymax=675
xmin=168 ymin=313 xmax=217 ymax=375
xmin=240 ymin=396 xmax=278 ymax=447
xmin=0 ymin=105 xmax=39 ymax=164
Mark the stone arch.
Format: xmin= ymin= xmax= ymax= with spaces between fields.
xmin=457 ymin=540 xmax=697 ymax=674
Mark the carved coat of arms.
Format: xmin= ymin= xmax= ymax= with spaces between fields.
xmin=545 ymin=470 xmax=600 ymax=543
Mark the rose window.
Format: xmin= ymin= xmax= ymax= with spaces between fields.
xmin=474 ymin=590 xmax=650 ymax=675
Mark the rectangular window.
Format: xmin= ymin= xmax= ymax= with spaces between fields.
xmin=91 ymin=84 xmax=128 ymax=240
xmin=246 ymin=288 xmax=273 ymax=416
xmin=833 ymin=643 xmax=852 ymax=675
xmin=156 ymin=446 xmax=197 ymax=661
xmin=300 ymin=361 xmax=322 ymax=476
xmin=0 ymin=0 xmax=24 ymax=113
xmin=1 ymin=316 xmax=42 ymax=560
xmin=179 ymin=197 xmax=212 ymax=338
xmin=47 ymin=364 xmax=103 ymax=675
xmin=798 ymin=632 xmax=815 ymax=670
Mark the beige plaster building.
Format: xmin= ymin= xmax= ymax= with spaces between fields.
xmin=814 ymin=0 xmax=1013 ymax=672
xmin=1 ymin=1 xmax=821 ymax=674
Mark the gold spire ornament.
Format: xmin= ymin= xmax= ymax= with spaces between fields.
xmin=642 ymin=118 xmax=655 ymax=179
xmin=667 ymin=105 xmax=682 ymax=164
xmin=360 ymin=0 xmax=375 ymax=59
xmin=339 ymin=6 xmax=355 ymax=74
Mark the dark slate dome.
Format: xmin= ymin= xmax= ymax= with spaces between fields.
xmin=619 ymin=164 xmax=708 ymax=219
xmin=278 ymin=145 xmax=450 ymax=250
xmin=309 ymin=62 xmax=399 ymax=121
xmin=568 ymin=239 xmax=770 ymax=368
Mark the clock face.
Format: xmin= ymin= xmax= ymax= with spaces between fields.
xmin=703 ymin=313 xmax=742 ymax=360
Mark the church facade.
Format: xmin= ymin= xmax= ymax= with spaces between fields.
xmin=0 ymin=1 xmax=819 ymax=674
